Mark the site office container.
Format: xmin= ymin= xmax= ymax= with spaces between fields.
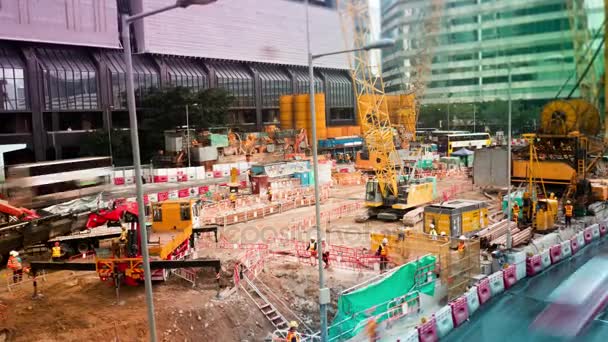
xmin=423 ymin=200 xmax=488 ymax=238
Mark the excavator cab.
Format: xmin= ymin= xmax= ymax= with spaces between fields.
xmin=365 ymin=180 xmax=384 ymax=207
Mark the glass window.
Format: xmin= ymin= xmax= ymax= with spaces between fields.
xmin=213 ymin=63 xmax=255 ymax=108
xmin=291 ymin=67 xmax=324 ymax=95
xmin=164 ymin=57 xmax=208 ymax=91
xmin=180 ymin=203 xmax=191 ymax=221
xmin=0 ymin=48 xmax=28 ymax=111
xmin=105 ymin=52 xmax=159 ymax=109
xmin=152 ymin=205 xmax=163 ymax=222
xmin=37 ymin=48 xmax=99 ymax=111
xmin=252 ymin=65 xmax=292 ymax=108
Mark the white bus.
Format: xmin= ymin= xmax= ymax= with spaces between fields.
xmin=438 ymin=133 xmax=491 ymax=155
xmin=4 ymin=157 xmax=112 ymax=208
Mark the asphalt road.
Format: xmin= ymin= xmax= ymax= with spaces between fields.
xmin=445 ymin=238 xmax=608 ymax=342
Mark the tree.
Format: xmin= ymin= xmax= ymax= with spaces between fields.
xmin=80 ymin=129 xmax=133 ymax=166
xmin=79 ymin=86 xmax=234 ymax=163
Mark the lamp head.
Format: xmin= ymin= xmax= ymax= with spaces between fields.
xmin=176 ymin=0 xmax=217 ymax=8
xmin=363 ymin=38 xmax=395 ymax=50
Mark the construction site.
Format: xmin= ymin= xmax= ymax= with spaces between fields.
xmin=1 ymin=0 xmax=608 ymax=341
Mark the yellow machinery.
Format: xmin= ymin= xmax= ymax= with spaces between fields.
xmin=423 ymin=200 xmax=488 ymax=238
xmin=339 ymin=1 xmax=434 ymax=221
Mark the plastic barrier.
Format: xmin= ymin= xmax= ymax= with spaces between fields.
xmin=489 ymin=271 xmax=505 ymax=296
xmin=526 ymin=255 xmax=543 ymax=276
xmin=398 ymin=328 xmax=419 ymax=342
xmin=434 ymin=305 xmax=454 ymax=338
xmin=600 ymin=221 xmax=608 ymax=237
xmin=590 ymin=223 xmax=600 ymax=240
xmin=584 ymin=227 xmax=593 ymax=244
xmin=417 ymin=317 xmax=439 ymax=342
xmin=477 ymin=278 xmax=491 ymax=305
xmin=577 ymin=231 xmax=586 ymax=248
xmin=540 ymin=249 xmax=552 ymax=269
xmin=505 ymin=251 xmax=526 ymax=281
xmin=450 ymin=296 xmax=469 ymax=328
xmin=570 ymin=237 xmax=579 ymax=255
xmin=502 ymin=264 xmax=517 ymax=290
xmin=560 ymin=240 xmax=572 ymax=258
xmin=550 ymin=244 xmax=562 ymax=264
xmin=465 ymin=286 xmax=480 ymax=315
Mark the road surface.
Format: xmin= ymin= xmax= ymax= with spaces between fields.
xmin=446 ymin=238 xmax=608 ymax=342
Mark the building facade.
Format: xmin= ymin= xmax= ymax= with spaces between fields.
xmin=380 ymin=0 xmax=604 ymax=105
xmin=0 ymin=0 xmax=354 ymax=163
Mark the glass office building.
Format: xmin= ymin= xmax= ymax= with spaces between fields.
xmin=381 ymin=0 xmax=604 ymax=105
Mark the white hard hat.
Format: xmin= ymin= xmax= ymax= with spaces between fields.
xmin=430 ymin=223 xmax=435 ymax=229
xmin=382 ymin=238 xmax=388 ymax=244
xmin=310 ymin=235 xmax=316 ymax=241
xmin=289 ymin=321 xmax=299 ymax=328
xmin=9 ymin=251 xmax=18 ymax=257
xmin=459 ymin=235 xmax=467 ymax=241
xmin=567 ymin=200 xmax=571 ymax=204
xmin=440 ymin=232 xmax=446 ymax=236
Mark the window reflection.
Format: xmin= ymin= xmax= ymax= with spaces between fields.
xmin=0 ymin=48 xmax=28 ymax=111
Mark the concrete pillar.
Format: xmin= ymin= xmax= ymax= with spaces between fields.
xmin=21 ymin=48 xmax=46 ymax=161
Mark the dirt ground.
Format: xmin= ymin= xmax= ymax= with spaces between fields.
xmin=0 ymin=175 xmax=487 ymax=341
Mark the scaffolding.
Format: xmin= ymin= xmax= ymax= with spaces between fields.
xmin=371 ymin=232 xmax=480 ymax=300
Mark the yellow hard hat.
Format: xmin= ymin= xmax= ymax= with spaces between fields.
xmin=289 ymin=321 xmax=299 ymax=328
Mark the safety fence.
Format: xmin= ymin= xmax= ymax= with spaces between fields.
xmin=200 ymin=185 xmax=330 ymax=227
xmin=286 ymin=202 xmax=364 ymax=233
xmin=386 ymin=220 xmax=608 ymax=342
xmin=3 ymin=270 xmax=47 ymax=294
xmin=434 ymin=182 xmax=471 ymax=203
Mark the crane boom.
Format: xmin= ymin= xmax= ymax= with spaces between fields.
xmin=338 ymin=0 xmax=398 ymax=197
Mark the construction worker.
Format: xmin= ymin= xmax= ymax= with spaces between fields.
xmin=512 ymin=202 xmax=520 ymax=224
xmin=267 ymin=188 xmax=273 ymax=202
xmin=366 ymin=317 xmax=378 ymax=342
xmin=439 ymin=231 xmax=449 ymax=242
xmin=7 ymin=251 xmax=23 ymax=283
xmin=376 ymin=238 xmax=389 ymax=273
xmin=51 ymin=242 xmax=62 ymax=261
xmin=549 ymin=192 xmax=556 ymax=200
xmin=321 ymin=238 xmax=330 ymax=269
xmin=457 ymin=235 xmax=467 ymax=253
xmin=229 ymin=191 xmax=237 ymax=209
xmin=564 ymin=200 xmax=574 ymax=228
xmin=429 ymin=223 xmax=438 ymax=240
xmin=286 ymin=321 xmax=300 ymax=342
xmin=307 ymin=236 xmax=318 ymax=258
xmin=118 ymin=225 xmax=129 ymax=257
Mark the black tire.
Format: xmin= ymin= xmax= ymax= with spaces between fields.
xmin=77 ymin=241 xmax=90 ymax=255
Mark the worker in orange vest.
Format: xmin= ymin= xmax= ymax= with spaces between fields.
xmin=512 ymin=203 xmax=520 ymax=224
xmin=307 ymin=236 xmax=318 ymax=258
xmin=376 ymin=238 xmax=389 ymax=273
xmin=564 ymin=200 xmax=574 ymax=228
xmin=366 ymin=317 xmax=379 ymax=341
xmin=458 ymin=235 xmax=467 ymax=253
xmin=7 ymin=251 xmax=23 ymax=283
xmin=286 ymin=321 xmax=300 ymax=342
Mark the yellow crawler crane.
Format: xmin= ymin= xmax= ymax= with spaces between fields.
xmin=339 ymin=0 xmax=434 ymax=221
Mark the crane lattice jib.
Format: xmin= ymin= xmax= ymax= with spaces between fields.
xmin=338 ymin=0 xmax=398 ymax=197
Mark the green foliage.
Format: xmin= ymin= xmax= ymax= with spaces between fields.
xmin=79 ymin=129 xmax=133 ymax=166
xmin=79 ymin=86 xmax=234 ymax=163
xmin=418 ymin=99 xmax=546 ymax=134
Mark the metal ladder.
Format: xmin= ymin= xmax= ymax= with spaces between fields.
xmin=171 ymin=268 xmax=196 ymax=287
xmin=241 ymin=277 xmax=289 ymax=331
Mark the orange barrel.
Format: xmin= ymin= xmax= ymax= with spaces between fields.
xmin=294 ymin=94 xmax=310 ymax=130
xmin=279 ymin=95 xmax=294 ymax=129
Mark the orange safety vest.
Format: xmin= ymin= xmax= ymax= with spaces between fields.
xmin=286 ymin=331 xmax=300 ymax=342
xmin=565 ymin=205 xmax=573 ymax=217
xmin=513 ymin=205 xmax=520 ymax=215
xmin=7 ymin=256 xmax=22 ymax=270
xmin=379 ymin=245 xmax=388 ymax=257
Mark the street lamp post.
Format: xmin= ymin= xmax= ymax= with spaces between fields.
xmin=506 ymin=63 xmax=513 ymax=250
xmin=305 ymin=2 xmax=394 ymax=339
xmin=122 ymin=1 xmax=217 ymax=341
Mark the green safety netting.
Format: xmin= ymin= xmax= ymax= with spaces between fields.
xmin=328 ymin=255 xmax=437 ymax=341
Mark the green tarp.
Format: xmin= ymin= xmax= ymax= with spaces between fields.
xmin=328 ymin=255 xmax=437 ymax=341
